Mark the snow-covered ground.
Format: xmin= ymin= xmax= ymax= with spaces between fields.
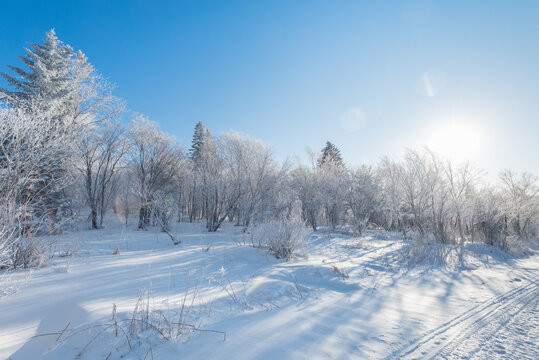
xmin=1 ymin=220 xmax=538 ymax=359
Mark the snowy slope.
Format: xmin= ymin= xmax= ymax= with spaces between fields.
xmin=1 ymin=222 xmax=537 ymax=359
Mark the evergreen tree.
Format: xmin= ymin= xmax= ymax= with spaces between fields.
xmin=0 ymin=30 xmax=96 ymax=225
xmin=0 ymin=30 xmax=73 ymax=111
xmin=189 ymin=121 xmax=212 ymax=165
xmin=317 ymin=141 xmax=344 ymax=168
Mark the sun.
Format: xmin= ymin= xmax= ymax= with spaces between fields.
xmin=426 ymin=120 xmax=484 ymax=163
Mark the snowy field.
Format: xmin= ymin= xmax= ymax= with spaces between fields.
xmin=1 ymin=221 xmax=538 ymax=360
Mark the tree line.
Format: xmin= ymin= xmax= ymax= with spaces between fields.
xmin=1 ymin=31 xmax=537 ymax=269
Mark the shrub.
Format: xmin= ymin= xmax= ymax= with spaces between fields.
xmin=255 ymin=216 xmax=307 ymax=260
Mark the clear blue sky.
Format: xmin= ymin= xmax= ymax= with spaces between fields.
xmin=1 ymin=0 xmax=538 ymax=178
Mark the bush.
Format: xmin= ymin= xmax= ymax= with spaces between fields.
xmin=255 ymin=216 xmax=307 ymax=260
xmin=1 ymin=216 xmax=49 ymax=270
xmin=402 ymin=236 xmax=454 ymax=267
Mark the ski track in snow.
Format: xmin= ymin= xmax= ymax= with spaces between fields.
xmin=386 ymin=279 xmax=539 ymax=360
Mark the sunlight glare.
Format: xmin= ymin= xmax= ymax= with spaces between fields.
xmin=426 ymin=120 xmax=484 ymax=163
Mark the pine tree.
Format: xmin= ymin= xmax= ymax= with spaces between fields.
xmin=189 ymin=121 xmax=212 ymax=165
xmin=0 ymin=29 xmax=74 ymax=112
xmin=0 ymin=30 xmax=94 ymax=225
xmin=317 ymin=141 xmax=344 ymax=168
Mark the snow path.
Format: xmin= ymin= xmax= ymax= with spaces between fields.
xmin=387 ymin=279 xmax=539 ymax=359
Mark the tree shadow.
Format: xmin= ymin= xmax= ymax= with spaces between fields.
xmin=9 ymin=301 xmax=89 ymax=360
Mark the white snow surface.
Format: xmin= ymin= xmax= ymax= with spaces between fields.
xmin=1 ymin=220 xmax=538 ymax=359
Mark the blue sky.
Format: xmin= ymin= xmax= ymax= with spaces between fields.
xmin=1 ymin=0 xmax=538 ymax=178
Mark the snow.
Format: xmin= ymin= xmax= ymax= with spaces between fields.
xmin=1 ymin=220 xmax=538 ymax=359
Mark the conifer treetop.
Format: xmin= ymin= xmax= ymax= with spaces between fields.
xmin=317 ymin=141 xmax=344 ymax=168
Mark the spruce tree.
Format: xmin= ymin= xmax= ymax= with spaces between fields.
xmin=189 ymin=121 xmax=212 ymax=165
xmin=0 ymin=30 xmax=88 ymax=225
xmin=0 ymin=30 xmax=74 ymax=111
xmin=317 ymin=141 xmax=344 ymax=168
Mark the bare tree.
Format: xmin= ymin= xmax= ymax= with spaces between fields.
xmin=76 ymin=121 xmax=129 ymax=229
xmin=128 ymin=115 xmax=181 ymax=234
xmin=473 ymin=188 xmax=507 ymax=248
xmin=443 ymin=161 xmax=479 ymax=244
xmin=347 ymin=166 xmax=380 ymax=235
xmin=500 ymin=170 xmax=538 ymax=239
xmin=198 ymin=136 xmax=241 ymax=232
xmin=220 ymin=132 xmax=281 ymax=230
xmin=377 ymin=156 xmax=404 ymax=231
xmin=318 ymin=161 xmax=347 ymax=229
xmin=291 ymin=164 xmax=321 ymax=231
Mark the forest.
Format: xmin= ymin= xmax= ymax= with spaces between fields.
xmin=1 ymin=30 xmax=537 ymax=271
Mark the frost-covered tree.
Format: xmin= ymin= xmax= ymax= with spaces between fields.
xmin=114 ymin=168 xmax=137 ymax=226
xmin=318 ymin=163 xmax=347 ymax=229
xmin=128 ymin=115 xmax=181 ymax=233
xmin=0 ymin=30 xmax=74 ymax=112
xmin=182 ymin=162 xmax=200 ymax=222
xmin=377 ymin=156 xmax=404 ymax=231
xmin=292 ymin=165 xmax=322 ymax=231
xmin=220 ymin=132 xmax=282 ymax=229
xmin=198 ymin=134 xmax=242 ymax=232
xmin=185 ymin=121 xmax=213 ymax=222
xmin=316 ymin=142 xmax=347 ymax=229
xmin=189 ymin=121 xmax=210 ymax=162
xmin=317 ymin=141 xmax=344 ymax=168
xmin=399 ymin=150 xmax=433 ymax=238
xmin=500 ymin=170 xmax=538 ymax=239
xmin=0 ymin=30 xmax=76 ymax=221
xmin=0 ymin=29 xmax=121 ymax=124
xmin=472 ymin=188 xmax=507 ymax=248
xmin=443 ymin=161 xmax=479 ymax=244
xmin=0 ymin=106 xmax=75 ymax=268
xmin=1 ymin=30 xmax=123 ymax=225
xmin=347 ymin=166 xmax=381 ymax=235
xmin=76 ymin=121 xmax=129 ymax=229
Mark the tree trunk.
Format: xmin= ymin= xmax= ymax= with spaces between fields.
xmin=91 ymin=204 xmax=98 ymax=229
